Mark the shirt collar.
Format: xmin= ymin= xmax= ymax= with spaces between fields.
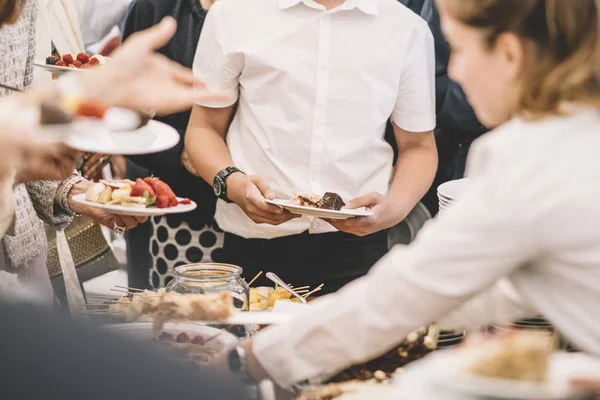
xmin=278 ymin=0 xmax=379 ymax=15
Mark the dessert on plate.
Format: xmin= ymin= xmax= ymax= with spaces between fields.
xmin=293 ymin=192 xmax=346 ymax=211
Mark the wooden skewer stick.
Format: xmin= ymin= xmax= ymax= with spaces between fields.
xmin=110 ymin=288 xmax=135 ymax=295
xmin=247 ymin=271 xmax=263 ymax=287
xmin=302 ymin=284 xmax=324 ymax=298
xmin=290 ymin=286 xmax=310 ymax=291
xmin=88 ymin=294 xmax=120 ymax=299
xmin=115 ymin=285 xmax=144 ymax=292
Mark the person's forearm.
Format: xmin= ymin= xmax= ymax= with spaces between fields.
xmin=387 ymin=140 xmax=437 ymax=218
xmin=185 ymin=126 xmax=235 ymax=186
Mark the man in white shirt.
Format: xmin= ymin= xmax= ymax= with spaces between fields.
xmin=185 ymin=0 xmax=437 ymax=292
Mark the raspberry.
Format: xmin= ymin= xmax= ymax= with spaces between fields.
xmin=191 ymin=335 xmax=205 ymax=345
xmin=77 ymin=53 xmax=90 ymax=64
xmin=158 ymin=332 xmax=174 ymax=341
xmin=176 ymin=333 xmax=190 ymax=343
xmin=46 ymin=56 xmax=60 ymax=65
xmin=55 ymin=60 xmax=66 ymax=67
xmin=62 ymin=54 xmax=74 ymax=65
xmin=72 ymin=60 xmax=83 ymax=68
xmin=89 ymin=56 xmax=100 ymax=65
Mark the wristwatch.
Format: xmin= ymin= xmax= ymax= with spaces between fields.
xmin=213 ymin=167 xmax=244 ymax=203
xmin=228 ymin=345 xmax=257 ymax=384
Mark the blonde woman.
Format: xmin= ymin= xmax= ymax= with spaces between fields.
xmin=212 ymin=0 xmax=600 ymax=392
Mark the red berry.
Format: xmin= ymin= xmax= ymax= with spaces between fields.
xmin=89 ymin=56 xmax=100 ymax=65
xmin=62 ymin=54 xmax=74 ymax=65
xmin=72 ymin=60 xmax=82 ymax=68
xmin=76 ymin=101 xmax=107 ymax=119
xmin=176 ymin=332 xmax=190 ymax=343
xmin=55 ymin=60 xmax=66 ymax=67
xmin=191 ymin=335 xmax=205 ymax=345
xmin=76 ymin=53 xmax=90 ymax=64
xmin=158 ymin=332 xmax=174 ymax=341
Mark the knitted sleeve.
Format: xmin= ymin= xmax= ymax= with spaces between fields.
xmin=25 ymin=181 xmax=72 ymax=231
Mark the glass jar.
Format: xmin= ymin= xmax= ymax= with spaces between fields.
xmin=165 ymin=263 xmax=249 ymax=311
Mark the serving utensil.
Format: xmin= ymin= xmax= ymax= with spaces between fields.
xmin=266 ymin=272 xmax=307 ymax=304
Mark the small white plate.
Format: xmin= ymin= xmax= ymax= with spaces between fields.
xmin=72 ymin=194 xmax=196 ymax=217
xmin=437 ymin=178 xmax=473 ymax=201
xmin=35 ymin=62 xmax=91 ymax=77
xmin=62 ymin=120 xmax=180 ymax=155
xmin=266 ymin=199 xmax=373 ymax=220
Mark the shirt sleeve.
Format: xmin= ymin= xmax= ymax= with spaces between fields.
xmin=192 ymin=3 xmax=243 ymax=108
xmin=253 ymin=162 xmax=538 ymax=388
xmin=391 ymin=19 xmax=436 ymax=133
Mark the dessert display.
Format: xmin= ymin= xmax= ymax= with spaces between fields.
xmin=293 ymin=192 xmax=346 ymax=211
xmin=462 ymin=331 xmax=552 ymax=382
xmin=46 ymin=53 xmax=109 ymax=69
xmin=84 ymin=178 xmax=191 ymax=209
xmin=152 ymin=292 xmax=234 ymax=334
xmin=327 ymin=325 xmax=438 ymax=382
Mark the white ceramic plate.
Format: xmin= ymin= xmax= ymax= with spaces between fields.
xmin=34 ymin=62 xmax=91 ymax=77
xmin=265 ymin=199 xmax=373 ymax=220
xmin=432 ymin=350 xmax=600 ymax=400
xmin=72 ymin=194 xmax=196 ymax=217
xmin=62 ymin=120 xmax=179 ymax=155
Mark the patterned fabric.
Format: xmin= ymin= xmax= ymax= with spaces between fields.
xmin=0 ymin=0 xmax=72 ymax=269
xmin=149 ymin=217 xmax=225 ymax=289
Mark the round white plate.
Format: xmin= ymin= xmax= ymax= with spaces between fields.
xmin=437 ymin=178 xmax=473 ymax=202
xmin=62 ymin=120 xmax=180 ymax=155
xmin=72 ymin=194 xmax=196 ymax=217
xmin=266 ymin=199 xmax=373 ymax=220
xmin=35 ymin=62 xmax=91 ymax=77
xmin=103 ymin=322 xmax=238 ymax=348
xmin=431 ymin=350 xmax=600 ymax=400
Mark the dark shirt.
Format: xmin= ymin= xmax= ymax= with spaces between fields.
xmin=387 ymin=0 xmax=487 ymax=164
xmin=0 ymin=302 xmax=247 ymax=399
xmin=122 ymin=0 xmax=217 ymax=227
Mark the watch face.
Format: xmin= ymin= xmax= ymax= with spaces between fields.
xmin=213 ymin=179 xmax=222 ymax=196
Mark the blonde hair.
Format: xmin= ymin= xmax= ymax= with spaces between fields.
xmin=0 ymin=0 xmax=24 ymax=26
xmin=445 ymin=0 xmax=600 ymax=118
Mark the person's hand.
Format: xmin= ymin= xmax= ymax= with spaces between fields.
xmin=16 ymin=145 xmax=82 ymax=184
xmin=570 ymin=378 xmax=600 ymax=393
xmin=227 ymin=173 xmax=299 ymax=225
xmin=110 ymin=156 xmax=127 ymax=180
xmin=322 ymin=192 xmax=406 ymax=237
xmin=82 ymin=17 xmax=228 ymax=116
xmin=66 ymin=180 xmax=148 ymax=232
xmin=79 ymin=153 xmax=112 ymax=180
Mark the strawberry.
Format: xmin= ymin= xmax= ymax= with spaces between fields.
xmin=131 ymin=178 xmax=156 ymax=198
xmin=62 ymin=54 xmax=74 ymax=65
xmin=76 ymin=53 xmax=90 ymax=64
xmin=72 ymin=60 xmax=82 ymax=68
xmin=89 ymin=56 xmax=100 ymax=65
xmin=55 ymin=60 xmax=66 ymax=67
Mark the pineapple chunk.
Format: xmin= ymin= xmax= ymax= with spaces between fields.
xmin=259 ymin=299 xmax=269 ymax=309
xmin=249 ymin=304 xmax=264 ymax=312
xmin=249 ymin=288 xmax=258 ymax=304
xmin=274 ymin=287 xmax=292 ymax=299
xmin=257 ymin=287 xmax=271 ymax=300
xmin=268 ymin=292 xmax=281 ymax=307
xmin=97 ymin=186 xmax=113 ymax=204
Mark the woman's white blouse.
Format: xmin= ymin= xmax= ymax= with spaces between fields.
xmin=253 ymin=108 xmax=600 ymax=387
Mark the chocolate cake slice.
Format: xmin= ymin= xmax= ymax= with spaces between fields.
xmin=317 ymin=192 xmax=345 ymax=211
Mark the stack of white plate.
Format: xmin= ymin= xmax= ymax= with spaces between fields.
xmin=437 ymin=178 xmax=472 ymax=215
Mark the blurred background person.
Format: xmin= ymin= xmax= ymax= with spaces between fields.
xmin=121 ymin=0 xmax=223 ymax=291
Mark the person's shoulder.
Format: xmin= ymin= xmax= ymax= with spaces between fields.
xmin=210 ymin=0 xmax=270 ymax=13
xmin=377 ymin=0 xmax=431 ymax=35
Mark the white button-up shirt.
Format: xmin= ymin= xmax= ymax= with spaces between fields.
xmin=193 ymin=0 xmax=435 ymax=239
xmin=253 ymin=108 xmax=600 ymax=387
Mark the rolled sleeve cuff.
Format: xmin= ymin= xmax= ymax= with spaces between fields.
xmin=194 ymin=84 xmax=239 ymax=108
xmin=391 ymin=113 xmax=436 ymax=133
